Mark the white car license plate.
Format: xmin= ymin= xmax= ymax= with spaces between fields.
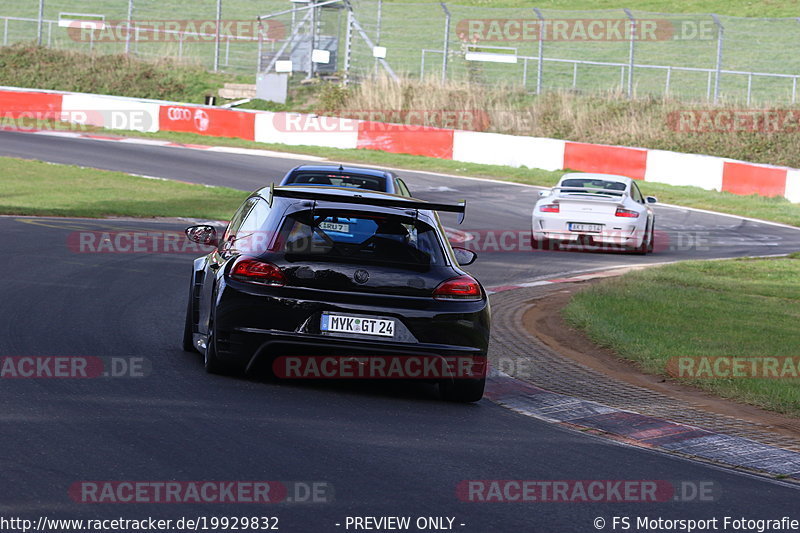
xmin=569 ymin=223 xmax=603 ymax=233
xmin=319 ymin=222 xmax=350 ymax=233
xmin=321 ymin=314 xmax=395 ymax=337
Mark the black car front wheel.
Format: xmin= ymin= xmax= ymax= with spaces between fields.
xmin=440 ymin=378 xmax=486 ymax=403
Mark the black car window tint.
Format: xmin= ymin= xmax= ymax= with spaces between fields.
xmin=232 ymin=198 xmax=273 ymax=255
xmin=279 ymin=211 xmax=444 ymax=267
xmin=223 ymin=197 xmax=258 ymax=244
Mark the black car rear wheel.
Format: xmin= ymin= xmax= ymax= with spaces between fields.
xmin=440 ymin=377 xmax=486 ymax=403
xmin=204 ymin=321 xmax=234 ymax=375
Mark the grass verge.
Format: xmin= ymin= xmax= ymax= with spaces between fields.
xmin=0 ymin=157 xmax=246 ymax=219
xmin=0 ymin=45 xmax=316 ymax=110
xmin=562 ymin=256 xmax=800 ymax=417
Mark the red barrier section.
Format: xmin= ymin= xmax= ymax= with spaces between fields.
xmin=159 ymin=105 xmax=255 ymax=140
xmin=356 ymin=122 xmax=454 ymax=159
xmin=563 ymin=142 xmax=648 ymax=179
xmin=721 ymin=162 xmax=787 ymax=197
xmin=0 ymin=90 xmax=62 ymax=118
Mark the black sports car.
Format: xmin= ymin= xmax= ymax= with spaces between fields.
xmin=182 ymin=186 xmax=490 ymax=402
xmin=279 ymin=164 xmax=412 ymax=196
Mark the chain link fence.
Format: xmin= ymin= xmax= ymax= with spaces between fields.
xmin=3 ymin=0 xmax=800 ymax=103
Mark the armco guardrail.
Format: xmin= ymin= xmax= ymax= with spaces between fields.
xmin=0 ymin=86 xmax=798 ymax=203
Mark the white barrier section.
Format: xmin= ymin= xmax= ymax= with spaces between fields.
xmin=255 ymin=112 xmax=359 ymax=149
xmin=60 ymin=94 xmax=159 ymax=133
xmin=644 ymin=149 xmax=725 ymax=191
xmin=452 ymin=131 xmax=565 ymax=172
xmin=785 ymin=170 xmax=800 ymax=203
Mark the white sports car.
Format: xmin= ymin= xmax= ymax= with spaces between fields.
xmin=531 ymin=173 xmax=657 ymax=254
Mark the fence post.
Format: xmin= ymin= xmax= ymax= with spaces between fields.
xmin=37 ymin=0 xmax=44 ymax=45
xmin=125 ymin=0 xmax=133 ymax=54
xmin=533 ymin=7 xmax=544 ymax=94
xmin=374 ymin=0 xmax=382 ymax=75
xmin=214 ymin=0 xmax=222 ymax=71
xmin=341 ymin=0 xmax=399 ymax=82
xmin=343 ymin=7 xmax=353 ymax=84
xmin=711 ymin=14 xmax=723 ymax=104
xmin=746 ymin=72 xmax=752 ymax=105
xmin=624 ymin=8 xmax=635 ymax=98
xmin=440 ymin=2 xmax=450 ymax=84
xmin=307 ymin=0 xmax=316 ymax=79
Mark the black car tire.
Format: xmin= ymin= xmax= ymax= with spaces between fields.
xmin=182 ymin=296 xmax=196 ymax=353
xmin=204 ymin=320 xmax=234 ymax=375
xmin=440 ymin=377 xmax=486 ymax=403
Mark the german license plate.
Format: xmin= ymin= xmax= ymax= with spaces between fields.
xmin=569 ymin=223 xmax=603 ymax=233
xmin=321 ymin=314 xmax=395 ymax=337
xmin=319 ymin=222 xmax=350 ymax=233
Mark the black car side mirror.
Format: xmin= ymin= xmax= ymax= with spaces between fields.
xmin=453 ymin=247 xmax=477 ymax=267
xmin=646 ymin=196 xmax=658 ymax=204
xmin=185 ymin=225 xmax=218 ymax=246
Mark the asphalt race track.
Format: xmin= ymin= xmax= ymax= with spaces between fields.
xmin=1 ymin=129 xmax=799 ymax=531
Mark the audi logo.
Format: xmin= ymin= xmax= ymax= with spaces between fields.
xmin=166 ymin=107 xmax=191 ymax=121
xmin=166 ymin=107 xmax=211 ymax=132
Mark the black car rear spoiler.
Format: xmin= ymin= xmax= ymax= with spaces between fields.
xmin=268 ymin=184 xmax=467 ymax=224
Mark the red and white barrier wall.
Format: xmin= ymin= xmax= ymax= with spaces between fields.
xmin=1 ymin=86 xmax=798 ymax=203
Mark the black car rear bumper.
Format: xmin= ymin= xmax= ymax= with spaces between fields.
xmin=223 ymin=328 xmax=487 ymax=377
xmin=212 ymin=282 xmax=490 ymax=378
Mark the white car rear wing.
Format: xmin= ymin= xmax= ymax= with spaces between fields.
xmin=548 ymin=186 xmax=628 ymax=203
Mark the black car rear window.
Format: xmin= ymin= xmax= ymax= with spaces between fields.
xmin=276 ymin=210 xmax=445 ymax=268
xmin=284 ymin=172 xmax=386 ymax=192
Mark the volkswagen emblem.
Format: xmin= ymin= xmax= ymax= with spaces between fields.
xmin=354 ymin=269 xmax=369 ymax=284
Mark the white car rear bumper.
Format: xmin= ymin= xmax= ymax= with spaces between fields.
xmin=532 ymin=216 xmax=646 ymax=247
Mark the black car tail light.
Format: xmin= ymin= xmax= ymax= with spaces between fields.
xmin=433 ymin=275 xmax=482 ymax=301
xmin=230 ymin=257 xmax=286 ymax=286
